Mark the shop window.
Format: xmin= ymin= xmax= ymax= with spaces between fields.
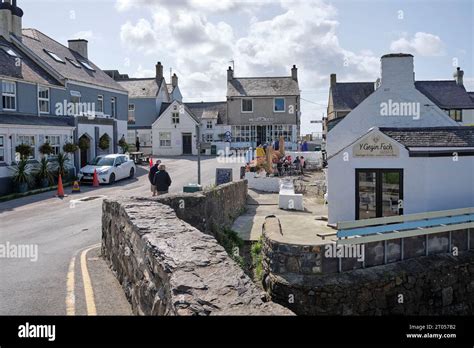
xmin=159 ymin=132 xmax=171 ymax=147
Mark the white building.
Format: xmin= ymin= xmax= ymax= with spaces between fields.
xmin=326 ymin=53 xmax=460 ymax=158
xmin=328 ymin=127 xmax=474 ymax=224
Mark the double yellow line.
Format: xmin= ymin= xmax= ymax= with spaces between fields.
xmin=66 ymin=243 xmax=100 ymax=316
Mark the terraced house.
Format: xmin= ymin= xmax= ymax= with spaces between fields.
xmin=0 ymin=0 xmax=128 ymax=194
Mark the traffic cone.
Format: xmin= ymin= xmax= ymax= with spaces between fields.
xmin=149 ymin=157 xmax=153 ymax=168
xmin=92 ymin=169 xmax=100 ymax=187
xmin=56 ymin=174 xmax=65 ymax=198
xmin=71 ymin=180 xmax=81 ymax=193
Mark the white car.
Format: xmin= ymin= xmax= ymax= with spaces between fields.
xmin=78 ymin=154 xmax=136 ymax=185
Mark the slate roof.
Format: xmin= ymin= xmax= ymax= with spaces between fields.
xmin=469 ymin=92 xmax=474 ymax=101
xmin=0 ymin=113 xmax=74 ymax=127
xmin=0 ymin=37 xmax=61 ymax=86
xmin=332 ymin=82 xmax=374 ymax=110
xmin=380 ymin=127 xmax=474 ymax=148
xmin=415 ymin=81 xmax=474 ymax=109
xmin=158 ymin=101 xmax=227 ymax=124
xmin=227 ymin=77 xmax=299 ymax=97
xmin=20 ymin=29 xmax=127 ymax=92
xmin=118 ymin=78 xmax=164 ymax=98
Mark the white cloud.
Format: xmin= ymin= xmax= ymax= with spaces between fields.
xmin=390 ymin=32 xmax=445 ymax=56
xmin=120 ymin=19 xmax=157 ymax=52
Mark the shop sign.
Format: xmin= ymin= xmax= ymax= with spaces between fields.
xmin=353 ymin=133 xmax=399 ymax=157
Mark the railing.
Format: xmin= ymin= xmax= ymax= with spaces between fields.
xmin=337 ymin=207 xmax=474 ymax=245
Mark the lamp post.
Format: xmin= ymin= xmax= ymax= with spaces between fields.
xmin=196 ymin=125 xmax=201 ymax=185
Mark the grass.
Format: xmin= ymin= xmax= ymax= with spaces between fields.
xmin=251 ymin=237 xmax=264 ymax=282
xmin=214 ymin=226 xmax=245 ymax=267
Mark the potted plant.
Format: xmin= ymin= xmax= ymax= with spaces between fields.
xmin=11 ymin=159 xmax=33 ymax=193
xmin=35 ymin=157 xmax=54 ymax=188
xmin=39 ymin=142 xmax=54 ymax=156
xmin=63 ymin=142 xmax=78 ymax=154
xmin=118 ymin=138 xmax=129 ymax=153
xmin=52 ymin=153 xmax=71 ymax=180
xmin=78 ymin=137 xmax=90 ymax=151
xmin=15 ymin=143 xmax=33 ymax=160
xmin=98 ymin=134 xmax=110 ymax=151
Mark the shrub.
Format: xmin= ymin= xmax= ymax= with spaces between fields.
xmin=11 ymin=159 xmax=33 ymax=186
xmin=118 ymin=138 xmax=129 ymax=153
xmin=99 ymin=134 xmax=110 ymax=150
xmin=15 ymin=144 xmax=33 ymax=160
xmin=35 ymin=157 xmax=54 ymax=185
xmin=39 ymin=142 xmax=54 ymax=156
xmin=78 ymin=137 xmax=90 ymax=151
xmin=63 ymin=142 xmax=78 ymax=153
xmin=251 ymin=238 xmax=264 ymax=281
xmin=52 ymin=153 xmax=71 ymax=178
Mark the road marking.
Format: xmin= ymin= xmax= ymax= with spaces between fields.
xmin=65 ymin=254 xmax=77 ymax=316
xmin=80 ymin=244 xmax=100 ymax=316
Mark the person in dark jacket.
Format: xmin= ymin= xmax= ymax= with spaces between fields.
xmin=148 ymin=160 xmax=161 ymax=196
xmin=153 ymin=164 xmax=172 ymax=195
xmin=135 ymin=137 xmax=140 ymax=152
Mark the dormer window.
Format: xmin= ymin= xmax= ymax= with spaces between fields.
xmin=66 ymin=57 xmax=82 ymax=68
xmin=79 ymin=60 xmax=95 ymax=71
xmin=44 ymin=49 xmax=65 ymax=63
xmin=1 ymin=46 xmax=18 ymax=57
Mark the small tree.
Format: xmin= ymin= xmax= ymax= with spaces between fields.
xmin=98 ymin=134 xmax=110 ymax=151
xmin=39 ymin=142 xmax=54 ymax=156
xmin=78 ymin=137 xmax=90 ymax=151
xmin=15 ymin=144 xmax=33 ymax=160
xmin=52 ymin=153 xmax=71 ymax=179
xmin=118 ymin=137 xmax=129 ymax=153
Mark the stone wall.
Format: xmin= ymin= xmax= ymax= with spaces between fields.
xmin=101 ymin=196 xmax=293 ymax=315
xmin=262 ymin=216 xmax=474 ymax=315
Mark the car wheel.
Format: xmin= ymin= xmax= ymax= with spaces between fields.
xmin=129 ymin=168 xmax=135 ymax=179
xmin=109 ymin=173 xmax=116 ymax=185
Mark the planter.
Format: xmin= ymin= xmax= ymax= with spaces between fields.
xmin=18 ymin=182 xmax=28 ymax=193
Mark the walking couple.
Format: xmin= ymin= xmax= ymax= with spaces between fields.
xmin=148 ymin=160 xmax=172 ymax=196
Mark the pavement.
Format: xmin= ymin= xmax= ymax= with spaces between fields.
xmin=232 ymin=189 xmax=336 ymax=245
xmin=0 ymin=156 xmax=243 ymax=315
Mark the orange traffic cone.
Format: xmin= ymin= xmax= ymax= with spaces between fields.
xmin=56 ymin=174 xmax=65 ymax=198
xmin=71 ymin=180 xmax=81 ymax=193
xmin=92 ymin=169 xmax=100 ymax=187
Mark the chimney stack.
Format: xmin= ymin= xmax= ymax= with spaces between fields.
xmin=330 ymin=73 xmax=337 ymax=88
xmin=454 ymin=67 xmax=464 ymax=86
xmin=11 ymin=0 xmax=22 ymax=40
xmin=291 ymin=65 xmax=298 ymax=81
xmin=227 ymin=66 xmax=233 ymax=81
xmin=68 ymin=39 xmax=88 ymax=59
xmin=0 ymin=0 xmax=13 ymax=41
xmin=380 ymin=53 xmax=414 ymax=88
xmin=172 ymin=73 xmax=178 ymax=88
xmin=156 ymin=61 xmax=163 ymax=80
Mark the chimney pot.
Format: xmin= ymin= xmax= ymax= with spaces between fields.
xmin=330 ymin=74 xmax=336 ymax=88
xmin=156 ymin=61 xmax=163 ymax=80
xmin=454 ymin=66 xmax=464 ymax=86
xmin=227 ymin=66 xmax=233 ymax=81
xmin=172 ymin=73 xmax=178 ymax=88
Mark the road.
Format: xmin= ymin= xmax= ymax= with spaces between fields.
xmin=0 ymin=156 xmax=243 ymax=315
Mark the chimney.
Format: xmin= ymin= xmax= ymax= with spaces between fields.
xmin=330 ymin=73 xmax=336 ymax=88
xmin=291 ymin=65 xmax=298 ymax=81
xmin=227 ymin=66 xmax=233 ymax=81
xmin=172 ymin=73 xmax=178 ymax=88
xmin=380 ymin=53 xmax=414 ymax=88
xmin=11 ymin=0 xmax=22 ymax=40
xmin=68 ymin=39 xmax=88 ymax=59
xmin=0 ymin=0 xmax=13 ymax=41
xmin=454 ymin=67 xmax=464 ymax=86
xmin=155 ymin=61 xmax=163 ymax=80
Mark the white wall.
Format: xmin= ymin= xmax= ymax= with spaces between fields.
xmin=152 ymin=101 xmax=198 ymax=156
xmin=461 ymin=109 xmax=474 ymax=126
xmin=328 ymin=131 xmax=474 ymax=224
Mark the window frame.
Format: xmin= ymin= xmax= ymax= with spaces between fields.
xmin=45 ymin=135 xmax=61 ymax=156
xmin=38 ymin=86 xmax=50 ymax=114
xmin=241 ymin=98 xmax=253 ymax=113
xmin=159 ymin=132 xmax=171 ymax=147
xmin=97 ymin=95 xmax=104 ymax=113
xmin=44 ymin=49 xmax=65 ymax=63
xmin=0 ymin=135 xmax=5 ymax=163
xmin=2 ymin=80 xmax=17 ymax=111
xmin=172 ymin=112 xmax=180 ymax=124
xmin=449 ymin=109 xmax=463 ymax=122
xmin=274 ymin=97 xmax=286 ymax=113
xmin=206 ymin=120 xmax=213 ymax=129
xmin=17 ymin=135 xmax=36 ymax=160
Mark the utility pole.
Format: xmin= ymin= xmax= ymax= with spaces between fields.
xmin=196 ymin=125 xmax=201 ymax=185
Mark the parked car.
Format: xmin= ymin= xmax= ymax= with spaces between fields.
xmin=78 ymin=154 xmax=136 ymax=184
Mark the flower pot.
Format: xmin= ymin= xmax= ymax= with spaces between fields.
xmin=41 ymin=178 xmax=50 ymax=188
xmin=18 ymin=182 xmax=28 ymax=193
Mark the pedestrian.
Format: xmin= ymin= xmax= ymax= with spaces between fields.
xmin=148 ymin=160 xmax=160 ymax=196
xmin=153 ymin=164 xmax=172 ymax=195
xmin=135 ymin=136 xmax=140 ymax=152
xmin=300 ymin=156 xmax=305 ymax=175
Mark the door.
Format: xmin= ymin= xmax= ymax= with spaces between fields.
xmin=79 ymin=135 xmax=91 ymax=168
xmin=356 ymin=169 xmax=403 ymax=220
xmin=182 ymin=134 xmax=192 ymax=155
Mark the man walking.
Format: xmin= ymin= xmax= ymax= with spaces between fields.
xmin=153 ymin=164 xmax=172 ymax=195
xmin=148 ymin=160 xmax=161 ymax=196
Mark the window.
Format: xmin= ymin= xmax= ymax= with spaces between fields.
xmin=449 ymin=109 xmax=463 ymax=122
xmin=172 ymin=112 xmax=180 ymax=124
xmin=97 ymin=95 xmax=104 ymax=113
xmin=128 ymin=104 xmax=135 ymax=124
xmin=111 ymin=97 xmax=116 ymax=118
xmin=206 ymin=120 xmax=213 ymax=129
xmin=44 ymin=49 xmax=65 ymax=63
xmin=0 ymin=135 xmax=4 ymax=162
xmin=66 ymin=57 xmax=82 ymax=68
xmin=242 ymin=99 xmax=253 ymax=113
xmin=159 ymin=132 xmax=171 ymax=147
xmin=45 ymin=135 xmax=60 ymax=156
xmin=204 ymin=134 xmax=213 ymax=142
xmin=18 ymin=135 xmax=35 ymax=159
xmin=1 ymin=46 xmax=18 ymax=57
xmin=38 ymin=86 xmax=50 ymax=114
xmin=274 ymin=98 xmax=285 ymax=112
xmin=2 ymin=80 xmax=16 ymax=111
xmin=79 ymin=60 xmax=95 ymax=71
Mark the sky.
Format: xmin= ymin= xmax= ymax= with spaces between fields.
xmin=19 ymin=0 xmax=474 ymax=134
